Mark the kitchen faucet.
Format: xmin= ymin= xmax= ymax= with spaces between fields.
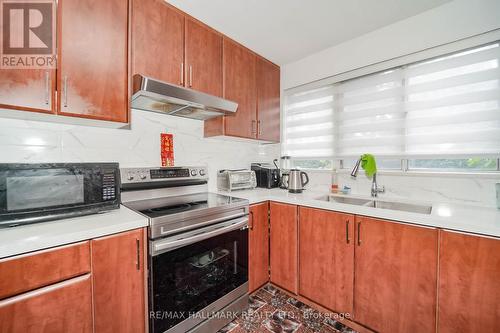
xmin=350 ymin=157 xmax=385 ymax=197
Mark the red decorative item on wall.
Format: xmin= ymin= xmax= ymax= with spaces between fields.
xmin=161 ymin=133 xmax=174 ymax=166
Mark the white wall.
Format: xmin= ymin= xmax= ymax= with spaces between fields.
xmin=282 ymin=0 xmax=500 ymax=207
xmin=0 ymin=109 xmax=280 ymax=191
xmin=282 ymin=0 xmax=500 ymax=89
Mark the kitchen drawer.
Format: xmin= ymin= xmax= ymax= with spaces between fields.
xmin=0 ymin=274 xmax=93 ymax=333
xmin=0 ymin=241 xmax=91 ymax=299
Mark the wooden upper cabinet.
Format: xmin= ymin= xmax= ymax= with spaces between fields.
xmin=269 ymin=202 xmax=298 ymax=294
xmin=203 ymin=45 xmax=280 ymax=141
xmin=299 ymin=207 xmax=354 ymax=314
xmin=249 ymin=202 xmax=270 ymax=293
xmin=222 ymin=38 xmax=257 ymax=139
xmin=256 ymin=57 xmax=280 ymax=142
xmin=438 ymin=231 xmax=500 ymax=333
xmin=92 ymin=228 xmax=146 ymax=333
xmin=185 ymin=18 xmax=222 ymax=97
xmin=0 ymin=70 xmax=56 ymax=114
xmin=57 ymin=0 xmax=129 ymax=122
xmin=0 ymin=275 xmax=93 ymax=333
xmin=354 ymin=216 xmax=438 ymax=333
xmin=132 ymin=0 xmax=184 ymax=85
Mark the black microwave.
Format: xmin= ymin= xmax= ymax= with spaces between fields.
xmin=0 ymin=163 xmax=120 ymax=228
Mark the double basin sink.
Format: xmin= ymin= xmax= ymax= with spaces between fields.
xmin=316 ymin=195 xmax=433 ymax=215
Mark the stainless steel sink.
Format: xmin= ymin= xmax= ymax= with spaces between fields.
xmin=316 ymin=195 xmax=372 ymax=206
xmin=364 ymin=200 xmax=432 ymax=215
xmin=316 ymin=195 xmax=433 ymax=215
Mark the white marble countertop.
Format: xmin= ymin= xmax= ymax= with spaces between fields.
xmin=0 ymin=205 xmax=149 ymax=259
xmin=218 ymin=188 xmax=500 ymax=238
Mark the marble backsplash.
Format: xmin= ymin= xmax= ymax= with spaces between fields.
xmin=0 ymin=109 xmax=280 ymax=191
xmin=305 ymin=170 xmax=500 ymax=208
xmin=0 ymin=109 xmax=498 ymax=207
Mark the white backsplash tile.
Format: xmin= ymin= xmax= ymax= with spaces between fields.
xmin=0 ymin=109 xmax=280 ymax=191
xmin=0 ymin=110 xmax=497 ymax=206
xmin=305 ymin=170 xmax=500 ymax=208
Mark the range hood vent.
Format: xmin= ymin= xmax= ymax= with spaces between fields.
xmin=131 ymin=75 xmax=238 ymax=120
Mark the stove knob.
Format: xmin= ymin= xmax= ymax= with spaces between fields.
xmin=127 ymin=173 xmax=134 ymax=181
xmin=139 ymin=174 xmax=147 ymax=180
xmin=199 ymin=169 xmax=206 ymax=176
xmin=190 ymin=169 xmax=198 ymax=176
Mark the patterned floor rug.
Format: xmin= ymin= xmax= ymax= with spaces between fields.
xmin=217 ymin=285 xmax=358 ymax=333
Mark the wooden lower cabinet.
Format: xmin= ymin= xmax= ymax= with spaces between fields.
xmin=270 ymin=202 xmax=298 ymax=294
xmin=299 ymin=207 xmax=354 ymax=315
xmin=0 ymin=275 xmax=93 ymax=333
xmin=249 ymin=202 xmax=270 ymax=293
xmin=438 ymin=230 xmax=500 ymax=333
xmin=354 ymin=216 xmax=438 ymax=333
xmin=92 ymin=228 xmax=146 ymax=333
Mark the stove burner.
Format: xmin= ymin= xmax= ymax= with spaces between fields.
xmin=143 ymin=200 xmax=209 ymax=215
xmin=148 ymin=203 xmax=192 ymax=214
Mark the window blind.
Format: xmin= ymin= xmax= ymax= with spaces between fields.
xmin=283 ymin=42 xmax=500 ymax=160
xmin=336 ymin=69 xmax=405 ymax=157
xmin=405 ymin=43 xmax=500 ymax=155
xmin=283 ymin=86 xmax=335 ymax=158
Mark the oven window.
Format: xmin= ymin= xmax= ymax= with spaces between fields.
xmin=150 ymin=228 xmax=248 ymax=333
xmin=6 ymin=173 xmax=84 ymax=211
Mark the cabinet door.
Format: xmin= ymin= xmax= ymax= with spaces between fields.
xmin=132 ymin=0 xmax=184 ymax=86
xmin=92 ymin=228 xmax=146 ymax=333
xmin=249 ymin=202 xmax=269 ymax=293
xmin=58 ymin=0 xmax=129 ymax=122
xmin=354 ymin=217 xmax=438 ymax=333
xmin=0 ymin=275 xmax=92 ymax=333
xmin=438 ymin=231 xmax=500 ymax=333
xmin=222 ymin=38 xmax=257 ymax=139
xmin=185 ymin=18 xmax=222 ymax=97
xmin=299 ymin=207 xmax=354 ymax=314
xmin=0 ymin=70 xmax=56 ymax=114
xmin=270 ymin=202 xmax=298 ymax=294
xmin=256 ymin=57 xmax=280 ymax=142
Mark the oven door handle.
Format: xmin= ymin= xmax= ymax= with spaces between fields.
xmin=151 ymin=217 xmax=248 ymax=255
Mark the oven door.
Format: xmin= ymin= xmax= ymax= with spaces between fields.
xmin=149 ymin=216 xmax=249 ymax=333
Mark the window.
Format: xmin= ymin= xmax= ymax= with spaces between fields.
xmin=283 ymin=42 xmax=500 ymax=172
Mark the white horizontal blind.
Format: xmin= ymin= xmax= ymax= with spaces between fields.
xmin=405 ymin=43 xmax=500 ymax=155
xmin=336 ymin=69 xmax=405 ymax=157
xmin=283 ymin=42 xmax=500 ymax=160
xmin=283 ymin=86 xmax=335 ymax=158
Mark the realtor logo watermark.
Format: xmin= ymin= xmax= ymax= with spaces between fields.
xmin=1 ymin=0 xmax=56 ymax=69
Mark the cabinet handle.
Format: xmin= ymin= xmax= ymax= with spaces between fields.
xmin=136 ymin=238 xmax=140 ymax=270
xmin=189 ymin=65 xmax=193 ymax=87
xmin=180 ymin=63 xmax=184 ymax=86
xmin=258 ymin=120 xmax=262 ymax=136
xmin=63 ymin=75 xmax=68 ymax=107
xmin=357 ymin=222 xmax=362 ymax=246
xmin=44 ymin=71 xmax=50 ymax=105
xmin=249 ymin=211 xmax=254 ymax=230
xmin=346 ymin=220 xmax=350 ymax=244
xmin=251 ymin=120 xmax=257 ymax=136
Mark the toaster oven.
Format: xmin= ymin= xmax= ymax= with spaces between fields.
xmin=217 ymin=170 xmax=256 ymax=191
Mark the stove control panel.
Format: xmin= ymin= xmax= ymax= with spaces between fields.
xmin=120 ymin=167 xmax=208 ymax=184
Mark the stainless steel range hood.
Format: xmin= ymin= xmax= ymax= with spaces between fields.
xmin=131 ymin=75 xmax=238 ymax=120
